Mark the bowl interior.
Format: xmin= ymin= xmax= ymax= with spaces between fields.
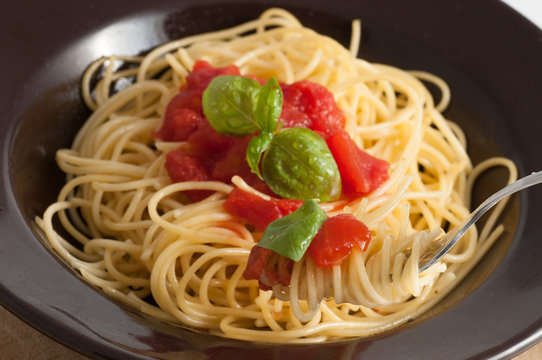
xmin=5 ymin=2 xmax=527 ymax=359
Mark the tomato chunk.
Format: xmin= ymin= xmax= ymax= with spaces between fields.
xmin=154 ymin=60 xmax=241 ymax=141
xmin=277 ymin=198 xmax=303 ymax=216
xmin=165 ymin=149 xmax=209 ymax=183
xmin=158 ymin=62 xmax=384 ymax=206
xmin=280 ymin=81 xmax=345 ymax=134
xmin=187 ymin=121 xmax=235 ymax=156
xmin=159 ymin=108 xmax=206 ymax=142
xmin=327 ymin=130 xmax=389 ymax=196
xmin=242 ymin=246 xmax=294 ymax=290
xmin=164 ymin=149 xmax=215 ymax=202
xmin=186 ymin=60 xmax=241 ymax=92
xmin=307 ymin=214 xmax=371 ymax=268
xmin=223 ymin=188 xmax=303 ymax=230
xmin=211 ymin=136 xmax=253 ymax=182
xmin=223 ymin=188 xmax=282 ymax=230
xmin=243 ymin=246 xmax=273 ymax=281
xmin=275 ymin=254 xmax=295 ymax=286
xmin=156 ymin=61 xmax=269 ymax=195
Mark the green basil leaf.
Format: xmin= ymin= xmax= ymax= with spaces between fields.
xmin=246 ymin=132 xmax=273 ymax=180
xmin=202 ymin=75 xmax=262 ymax=136
xmin=257 ymin=78 xmax=283 ymax=133
xmin=258 ymin=200 xmax=327 ymax=261
xmin=261 ymin=127 xmax=342 ymax=202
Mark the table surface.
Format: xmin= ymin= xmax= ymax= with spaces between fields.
xmin=1 ymin=304 xmax=542 ymax=360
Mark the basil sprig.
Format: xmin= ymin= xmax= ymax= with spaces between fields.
xmin=246 ymin=132 xmax=273 ymax=179
xmin=247 ymin=78 xmax=282 ymax=179
xmin=256 ymin=76 xmax=283 ymax=133
xmin=203 ymin=75 xmax=282 ymax=179
xmin=261 ymin=128 xmax=341 ymax=202
xmin=258 ymin=200 xmax=327 ymax=261
xmin=202 ymin=75 xmax=342 ymax=202
xmin=202 ymin=75 xmax=281 ymax=137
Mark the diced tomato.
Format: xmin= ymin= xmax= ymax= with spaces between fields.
xmin=155 ymin=104 xmax=206 ymax=142
xmin=187 ymin=121 xmax=235 ymax=157
xmin=307 ymin=214 xmax=371 ymax=268
xmin=327 ymin=130 xmax=389 ymax=196
xmin=154 ymin=60 xmax=241 ymax=141
xmin=165 ymin=149 xmax=209 ymax=183
xmin=243 ymin=246 xmax=294 ymax=290
xmin=164 ymin=149 xmax=214 ymax=202
xmin=223 ymin=188 xmax=282 ymax=230
xmin=155 ymin=61 xmax=271 ymax=196
xmin=276 ymin=254 xmax=294 ymax=286
xmin=280 ymin=81 xmax=345 ymax=134
xmin=279 ymin=101 xmax=313 ymax=129
xmin=277 ymin=198 xmax=303 ymax=216
xmin=242 ymin=246 xmax=273 ymax=281
xmin=186 ymin=60 xmax=241 ymax=92
xmin=229 ymin=189 xmax=300 ymax=290
xmin=211 ymin=136 xmax=253 ymax=182
xmin=223 ymin=188 xmax=304 ymax=230
xmin=265 ymin=253 xmax=280 ymax=286
xmin=159 ymin=63 xmax=396 ymax=208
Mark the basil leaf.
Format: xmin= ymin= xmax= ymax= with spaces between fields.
xmin=258 ymin=200 xmax=327 ymax=261
xmin=202 ymin=75 xmax=262 ymax=136
xmin=257 ymin=78 xmax=282 ymax=133
xmin=246 ymin=132 xmax=273 ymax=180
xmin=261 ymin=127 xmax=342 ymax=202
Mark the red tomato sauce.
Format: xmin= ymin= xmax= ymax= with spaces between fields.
xmin=280 ymin=80 xmax=345 ymax=134
xmin=241 ymin=246 xmax=295 ymax=290
xmin=241 ymin=212 xmax=372 ymax=288
xmin=154 ymin=60 xmax=352 ymax=201
xmin=223 ymin=188 xmax=303 ymax=230
xmin=154 ymin=61 xmax=385 ymax=277
xmin=327 ymin=130 xmax=390 ymax=197
xmin=307 ymin=214 xmax=371 ymax=268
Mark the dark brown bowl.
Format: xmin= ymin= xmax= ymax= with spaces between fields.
xmin=1 ymin=0 xmax=542 ymax=359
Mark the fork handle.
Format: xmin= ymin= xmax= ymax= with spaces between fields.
xmin=419 ymin=170 xmax=542 ymax=271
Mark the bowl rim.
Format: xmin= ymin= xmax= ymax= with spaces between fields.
xmin=2 ymin=0 xmax=542 ymax=359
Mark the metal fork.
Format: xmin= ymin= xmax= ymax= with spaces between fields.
xmin=418 ymin=170 xmax=542 ymax=271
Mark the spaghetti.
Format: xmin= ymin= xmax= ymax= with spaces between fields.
xmin=37 ymin=8 xmax=517 ymax=342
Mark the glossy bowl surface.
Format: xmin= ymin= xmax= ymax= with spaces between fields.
xmin=1 ymin=1 xmax=542 ymax=359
